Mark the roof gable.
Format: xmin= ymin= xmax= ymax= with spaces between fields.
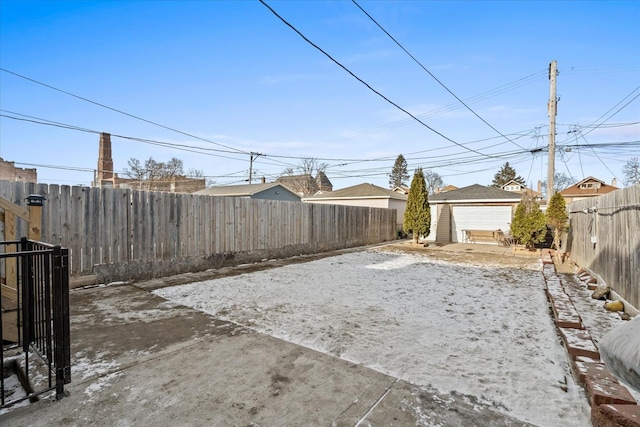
xmin=501 ymin=180 xmax=522 ymax=187
xmin=574 ymin=176 xmax=605 ymax=187
xmin=560 ymin=176 xmax=619 ymax=196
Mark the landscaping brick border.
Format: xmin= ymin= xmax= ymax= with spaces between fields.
xmin=541 ymin=250 xmax=639 ymax=427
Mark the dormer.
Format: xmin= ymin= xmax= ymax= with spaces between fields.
xmin=501 ymin=180 xmax=524 ymax=193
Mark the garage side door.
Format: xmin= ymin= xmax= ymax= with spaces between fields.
xmin=451 ymin=206 xmax=512 ymax=243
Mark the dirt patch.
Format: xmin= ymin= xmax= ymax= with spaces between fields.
xmin=381 ymin=241 xmax=540 ymax=269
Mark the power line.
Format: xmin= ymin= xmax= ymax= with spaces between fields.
xmin=334 ymin=70 xmax=547 ymax=141
xmin=259 ymin=0 xmax=495 ymax=159
xmin=351 ymin=0 xmax=526 ymax=151
xmin=1 ymin=108 xmax=537 ymax=166
xmin=5 ymin=109 xmax=634 ymax=184
xmin=0 ymin=67 xmax=249 ymax=154
xmin=0 ymin=110 xmax=250 ymax=162
xmin=554 ymin=86 xmax=640 ymax=180
xmin=557 ymin=86 xmax=640 ymax=144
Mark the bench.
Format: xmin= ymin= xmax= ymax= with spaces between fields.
xmin=463 ymin=229 xmax=510 ymax=245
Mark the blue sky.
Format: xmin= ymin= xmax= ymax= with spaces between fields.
xmin=1 ymin=0 xmax=639 ymax=190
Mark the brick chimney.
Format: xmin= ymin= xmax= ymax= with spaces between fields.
xmin=96 ymin=132 xmax=115 ymax=187
xmin=612 ymin=178 xmax=617 ymax=187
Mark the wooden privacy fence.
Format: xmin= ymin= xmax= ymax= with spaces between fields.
xmin=0 ymin=181 xmax=397 ymax=282
xmin=564 ymin=185 xmax=640 ymax=310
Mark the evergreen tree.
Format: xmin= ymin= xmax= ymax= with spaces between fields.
xmin=403 ymin=168 xmax=431 ymax=243
xmin=510 ymin=194 xmax=547 ymax=248
xmin=389 ymin=154 xmax=410 ymax=188
xmin=491 ymin=162 xmax=525 ymax=188
xmin=546 ymin=192 xmax=568 ymax=250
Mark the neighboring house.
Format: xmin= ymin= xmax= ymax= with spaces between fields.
xmin=277 ymin=172 xmax=333 ymax=197
xmin=0 ymin=158 xmax=37 ymax=183
xmin=501 ymin=180 xmax=544 ymax=202
xmin=303 ymin=183 xmax=407 ymax=229
xmin=94 ymin=132 xmax=205 ymax=193
xmin=117 ymin=176 xmax=206 ymax=193
xmin=393 ymin=186 xmax=410 ymax=194
xmin=425 ymin=184 xmax=522 ymax=243
xmin=501 ymin=180 xmax=527 ymax=193
xmin=194 ymin=182 xmax=301 ymax=202
xmin=560 ymin=177 xmax=619 ymax=203
xmin=435 ymin=184 xmax=458 ymax=194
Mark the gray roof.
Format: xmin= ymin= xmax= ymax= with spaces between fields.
xmin=304 ymin=183 xmax=407 ymax=201
xmin=429 ymin=184 xmax=522 ymax=202
xmin=194 ymin=182 xmax=297 ymax=197
xmin=315 ymin=171 xmax=333 ymax=188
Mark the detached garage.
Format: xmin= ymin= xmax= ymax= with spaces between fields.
xmin=425 ymin=184 xmax=522 ymax=244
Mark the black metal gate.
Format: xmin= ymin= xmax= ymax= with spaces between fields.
xmin=1 ymin=237 xmax=71 ymax=409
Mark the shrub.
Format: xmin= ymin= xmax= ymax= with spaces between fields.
xmin=510 ymin=195 xmax=547 ymax=248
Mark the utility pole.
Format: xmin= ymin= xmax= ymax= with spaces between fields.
xmin=547 ymin=60 xmax=558 ymax=202
xmin=248 ymin=152 xmax=263 ymax=184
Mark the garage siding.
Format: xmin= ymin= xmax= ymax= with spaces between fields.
xmin=450 ymin=205 xmax=513 ymax=243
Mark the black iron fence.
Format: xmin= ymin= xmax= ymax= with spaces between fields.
xmin=1 ymin=237 xmax=70 ymax=409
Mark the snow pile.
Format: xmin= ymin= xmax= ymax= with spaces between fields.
xmin=155 ymin=249 xmax=591 ymax=426
xmin=0 ymin=373 xmax=29 ymax=415
xmin=599 ymin=316 xmax=640 ymax=393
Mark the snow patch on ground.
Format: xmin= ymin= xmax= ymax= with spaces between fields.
xmin=0 ymin=373 xmax=29 ymax=415
xmin=155 ymin=249 xmax=591 ymax=426
xmin=72 ymin=350 xmax=121 ymax=381
xmin=82 ymin=371 xmax=124 ymax=402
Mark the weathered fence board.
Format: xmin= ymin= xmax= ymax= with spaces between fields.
xmin=565 ymin=185 xmax=640 ymax=310
xmin=0 ymin=181 xmax=396 ymax=282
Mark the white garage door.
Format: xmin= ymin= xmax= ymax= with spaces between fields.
xmin=451 ymin=206 xmax=512 ymax=243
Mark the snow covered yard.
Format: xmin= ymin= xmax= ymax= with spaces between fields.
xmin=155 ymin=248 xmax=593 ymax=426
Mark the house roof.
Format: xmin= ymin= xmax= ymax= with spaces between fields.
xmin=392 ymin=186 xmax=410 ymax=194
xmin=194 ymin=182 xmax=298 ymax=197
xmin=501 ymin=180 xmax=542 ymax=197
xmin=277 ymin=174 xmax=313 ymax=184
xmin=429 ymin=184 xmax=522 ymax=202
xmin=437 ymin=184 xmax=458 ymax=193
xmin=315 ymin=171 xmax=333 ymax=188
xmin=303 ymin=183 xmax=408 ymax=201
xmin=276 ymin=174 xmax=318 ymax=195
xmin=501 ymin=180 xmax=524 ymax=188
xmin=560 ymin=176 xmax=619 ymax=197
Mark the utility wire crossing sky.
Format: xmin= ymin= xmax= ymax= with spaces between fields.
xmin=0 ymin=1 xmax=638 ymax=189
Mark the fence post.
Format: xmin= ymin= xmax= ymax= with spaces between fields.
xmin=20 ymin=237 xmax=34 ymax=351
xmin=53 ymin=244 xmax=71 ymax=399
xmin=26 ymin=194 xmax=45 ymax=242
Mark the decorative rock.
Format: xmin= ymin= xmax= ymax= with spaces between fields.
xmin=604 ymin=301 xmax=625 ymax=312
xmin=592 ymin=284 xmax=611 ymax=300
